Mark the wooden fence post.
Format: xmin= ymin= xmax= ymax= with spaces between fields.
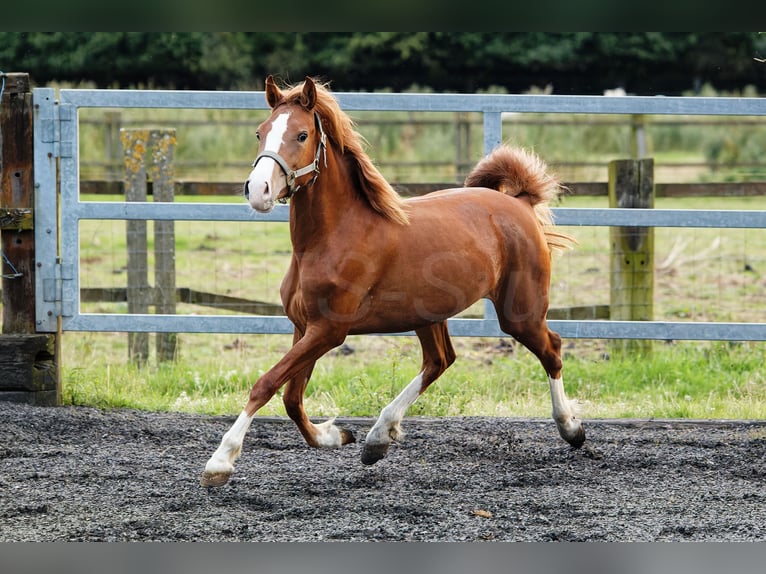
xmin=103 ymin=111 xmax=122 ymax=180
xmin=609 ymin=158 xmax=654 ymax=355
xmin=121 ymin=128 xmax=178 ymax=365
xmin=121 ymin=129 xmax=150 ymax=366
xmin=149 ymin=129 xmax=177 ymax=362
xmin=0 ymin=72 xmax=60 ymax=405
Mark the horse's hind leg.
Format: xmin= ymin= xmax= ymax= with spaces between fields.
xmin=539 ymin=328 xmax=585 ymax=448
xmin=496 ymin=306 xmax=585 ymax=448
xmin=362 ymin=321 xmax=456 ymax=465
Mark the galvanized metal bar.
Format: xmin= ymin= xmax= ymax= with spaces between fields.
xmin=548 ymin=320 xmax=766 ymax=341
xmin=482 ymin=111 xmax=503 ymax=324
xmin=553 ymin=208 xmax=766 ymax=228
xmin=74 ymin=201 xmax=285 ymax=221
xmin=482 ymin=111 xmax=503 ymax=153
xmin=60 ymin=89 xmax=766 ymax=116
xmin=450 ymin=318 xmax=766 ymax=341
xmin=58 ymin=102 xmax=80 ymax=321
xmin=33 ymin=88 xmax=59 ymax=332
xmin=66 ymin=313 xmax=296 ymax=334
xmin=72 ymin=202 xmax=766 ymax=229
xmin=63 ymin=312 xmax=766 ymax=342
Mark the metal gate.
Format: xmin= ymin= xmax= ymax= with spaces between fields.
xmin=33 ymin=87 xmax=766 ymax=341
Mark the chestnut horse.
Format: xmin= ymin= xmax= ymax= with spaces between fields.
xmin=201 ymin=76 xmax=585 ymax=487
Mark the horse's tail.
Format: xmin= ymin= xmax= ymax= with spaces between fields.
xmin=464 ymin=144 xmax=575 ymax=251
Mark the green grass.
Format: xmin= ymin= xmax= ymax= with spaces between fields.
xmin=61 ymin=329 xmax=766 ymax=421
xmin=564 ymin=341 xmax=766 ymax=419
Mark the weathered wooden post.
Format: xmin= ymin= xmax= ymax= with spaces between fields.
xmin=103 ymin=111 xmax=122 ymax=180
xmin=121 ymin=128 xmax=178 ymax=365
xmin=0 ymin=72 xmax=59 ymax=405
xmin=609 ymin=158 xmax=654 ymax=355
xmin=149 ymin=129 xmax=177 ymax=362
xmin=121 ymin=129 xmax=151 ymax=366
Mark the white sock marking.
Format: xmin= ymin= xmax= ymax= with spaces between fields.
xmin=314 ymin=418 xmax=343 ymax=448
xmin=549 ymin=376 xmax=581 ymax=436
xmin=366 ymin=371 xmax=424 ymax=446
xmin=204 ymin=410 xmax=254 ymax=475
xmin=549 ymin=376 xmax=570 ymax=420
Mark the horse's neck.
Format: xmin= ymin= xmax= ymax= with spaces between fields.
xmin=289 ymin=149 xmax=364 ymax=250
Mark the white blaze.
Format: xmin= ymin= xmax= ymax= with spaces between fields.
xmin=246 ymin=112 xmax=290 ymax=212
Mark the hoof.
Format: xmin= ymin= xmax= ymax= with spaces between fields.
xmin=200 ymin=471 xmax=232 ymax=488
xmin=563 ymin=422 xmax=586 ymax=449
xmin=340 ymin=427 xmax=357 ymax=445
xmin=361 ymin=442 xmax=389 ymax=465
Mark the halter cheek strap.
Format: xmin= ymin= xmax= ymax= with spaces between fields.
xmin=252 ymin=112 xmax=327 ymax=203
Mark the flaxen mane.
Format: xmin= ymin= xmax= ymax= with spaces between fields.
xmin=280 ymin=80 xmax=410 ymax=226
xmin=464 ymin=145 xmax=574 ymax=251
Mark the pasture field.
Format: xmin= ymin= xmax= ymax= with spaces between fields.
xmin=63 ymin=194 xmax=766 ymax=420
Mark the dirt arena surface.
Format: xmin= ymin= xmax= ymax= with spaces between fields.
xmin=1 ymin=400 xmax=765 ymax=542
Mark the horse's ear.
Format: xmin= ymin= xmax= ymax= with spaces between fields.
xmin=299 ymin=76 xmax=317 ymax=110
xmin=265 ymin=75 xmax=282 ymax=108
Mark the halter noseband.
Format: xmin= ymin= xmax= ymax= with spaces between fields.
xmin=252 ymin=112 xmax=327 ymax=203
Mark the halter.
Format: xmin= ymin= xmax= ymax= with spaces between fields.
xmin=252 ymin=112 xmax=327 ymax=203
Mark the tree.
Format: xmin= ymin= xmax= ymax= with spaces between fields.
xmin=1 ymin=32 xmax=764 ymax=95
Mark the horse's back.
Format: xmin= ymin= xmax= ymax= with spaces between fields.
xmin=368 ymin=187 xmax=549 ymax=321
xmin=405 ymin=186 xmax=544 ymax=244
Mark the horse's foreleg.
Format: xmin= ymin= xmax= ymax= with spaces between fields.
xmin=283 ymin=363 xmax=356 ymax=449
xmin=281 ymin=327 xmax=355 ymax=448
xmin=200 ymin=326 xmax=345 ymax=487
xmin=200 ymin=410 xmax=255 ymax=487
xmin=362 ymin=322 xmax=455 ymax=465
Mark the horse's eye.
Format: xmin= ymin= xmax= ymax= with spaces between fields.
xmin=255 ymin=132 xmax=261 ymax=141
xmin=297 ymin=132 xmax=308 ymax=143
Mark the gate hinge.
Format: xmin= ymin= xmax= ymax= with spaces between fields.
xmin=38 ymin=100 xmax=75 ymax=159
xmin=42 ymin=261 xmax=74 ymax=317
xmin=39 ymin=99 xmax=60 ymax=158
xmin=58 ymin=103 xmax=75 ymax=158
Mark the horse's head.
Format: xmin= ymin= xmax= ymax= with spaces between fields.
xmin=244 ymin=75 xmax=326 ymax=213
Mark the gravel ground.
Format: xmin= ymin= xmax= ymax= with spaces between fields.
xmin=1 ymin=401 xmax=765 ymax=542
